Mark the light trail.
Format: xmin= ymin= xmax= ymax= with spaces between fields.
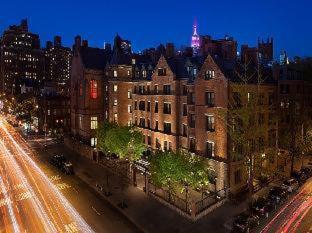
xmin=0 ymin=176 xmax=20 ymax=233
xmin=0 ymin=117 xmax=94 ymax=232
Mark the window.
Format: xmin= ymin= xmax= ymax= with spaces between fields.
xmin=139 ymin=118 xmax=145 ymax=128
xmin=154 ymin=85 xmax=159 ymax=94
xmin=155 ymin=120 xmax=159 ymax=131
xmin=189 ymin=114 xmax=195 ymax=128
xmin=206 ymin=115 xmax=215 ymax=131
xmin=205 ymin=70 xmax=215 ymax=80
xmin=158 ymin=68 xmax=166 ymax=76
xmin=182 ymin=124 xmax=187 ymax=137
xmin=113 ymin=84 xmax=118 ymax=92
xmin=128 ymin=105 xmax=132 ymax=113
xmin=142 ymin=70 xmax=147 ymax=78
xmin=90 ymin=80 xmax=98 ymax=99
xmin=113 ymin=70 xmax=118 ymax=77
xmin=155 ymin=101 xmax=158 ymax=113
xmin=205 ymin=92 xmax=215 ymax=106
xmin=163 ymin=85 xmax=171 ymax=95
xmin=147 ymin=119 xmax=151 ymax=129
xmin=79 ymin=116 xmax=82 ymax=129
xmin=206 ymin=141 xmax=214 ymax=157
xmin=79 ymin=82 xmax=83 ymax=96
xmin=134 ymin=101 xmax=137 ymax=110
xmin=182 ymin=104 xmax=187 ymax=116
xmin=156 ymin=138 xmax=161 ymax=149
xmin=132 ymin=59 xmax=136 ymax=65
xmin=163 ymin=103 xmax=171 ymax=114
xmin=91 ymin=137 xmax=97 ymax=147
xmin=189 ymin=92 xmax=195 ymax=104
xmin=114 ymin=113 xmax=118 ymax=122
xmin=127 ymin=90 xmax=132 ymax=99
xmin=91 ymin=116 xmax=98 ymax=129
xmin=182 ymin=85 xmax=187 ymax=95
xmin=268 ymin=93 xmax=274 ymax=106
xmin=258 ymin=94 xmax=264 ymax=105
xmin=233 ymin=92 xmax=241 ymax=108
xmin=113 ymin=99 xmax=118 ymax=106
xmin=189 ymin=138 xmax=196 ymax=152
xmin=147 ymin=101 xmax=151 ymax=112
xmin=47 ymin=109 xmax=50 ymax=116
xmin=234 ymin=170 xmax=242 ymax=184
xmin=127 ymin=70 xmax=130 ymax=76
xmin=258 ymin=113 xmax=265 ymax=125
xmin=139 ymin=101 xmax=145 ymax=111
xmin=164 ymin=141 xmax=172 ymax=151
xmin=147 ymin=136 xmax=151 ymax=145
xmin=164 ymin=122 xmax=171 ymax=134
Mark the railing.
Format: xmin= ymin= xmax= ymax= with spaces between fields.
xmin=195 ymin=189 xmax=226 ymax=215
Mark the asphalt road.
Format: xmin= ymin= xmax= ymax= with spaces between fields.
xmin=260 ymin=178 xmax=312 ymax=233
xmin=0 ymin=117 xmax=142 ymax=233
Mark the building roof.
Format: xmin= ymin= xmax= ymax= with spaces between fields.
xmin=80 ymin=47 xmax=110 ymax=70
xmin=166 ymin=56 xmax=205 ymax=79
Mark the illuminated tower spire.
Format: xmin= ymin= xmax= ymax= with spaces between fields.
xmin=191 ymin=19 xmax=200 ymax=54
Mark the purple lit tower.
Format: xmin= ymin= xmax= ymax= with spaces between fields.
xmin=191 ymin=20 xmax=200 ymax=55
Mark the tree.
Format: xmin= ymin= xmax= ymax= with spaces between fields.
xmin=217 ymin=61 xmax=276 ymax=195
xmin=96 ymin=122 xmax=146 ymax=207
xmin=150 ymin=150 xmax=212 ymax=202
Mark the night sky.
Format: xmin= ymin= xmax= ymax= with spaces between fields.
xmin=0 ymin=0 xmax=311 ymax=59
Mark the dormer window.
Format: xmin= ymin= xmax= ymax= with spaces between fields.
xmin=113 ymin=70 xmax=118 ymax=77
xmin=132 ymin=59 xmax=136 ymax=65
xmin=205 ymin=70 xmax=215 ymax=80
xmin=158 ymin=68 xmax=166 ymax=76
xmin=142 ymin=70 xmax=147 ymax=78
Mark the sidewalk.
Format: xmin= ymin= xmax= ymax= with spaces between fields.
xmin=45 ymin=143 xmax=247 ymax=233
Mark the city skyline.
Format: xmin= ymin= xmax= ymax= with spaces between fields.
xmin=0 ymin=0 xmax=311 ymax=59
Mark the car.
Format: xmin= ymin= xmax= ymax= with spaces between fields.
xmin=268 ymin=186 xmax=288 ymax=204
xmin=282 ymin=178 xmax=299 ymax=193
xmin=301 ymin=166 xmax=312 ymax=177
xmin=232 ymin=212 xmax=260 ymax=232
xmin=251 ymin=197 xmax=274 ymax=217
xmin=61 ymin=162 xmax=74 ymax=175
xmin=49 ymin=154 xmax=66 ymax=168
xmin=292 ymin=170 xmax=308 ymax=183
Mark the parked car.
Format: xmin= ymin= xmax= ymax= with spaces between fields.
xmin=301 ymin=166 xmax=312 ymax=177
xmin=251 ymin=197 xmax=274 ymax=217
xmin=282 ymin=178 xmax=299 ymax=193
xmin=232 ymin=212 xmax=260 ymax=233
xmin=292 ymin=170 xmax=307 ymax=184
xmin=268 ymin=186 xmax=288 ymax=204
xmin=61 ymin=162 xmax=74 ymax=175
xmin=49 ymin=155 xmax=66 ymax=168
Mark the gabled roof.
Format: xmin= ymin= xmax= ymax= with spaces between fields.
xmin=80 ymin=47 xmax=111 ymax=70
xmin=166 ymin=56 xmax=205 ymax=79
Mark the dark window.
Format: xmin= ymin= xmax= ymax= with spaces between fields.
xmin=147 ymin=86 xmax=150 ymax=94
xmin=206 ymin=142 xmax=214 ymax=157
xmin=206 ymin=115 xmax=215 ymax=131
xmin=205 ymin=92 xmax=215 ymax=106
xmin=163 ymin=103 xmax=171 ymax=114
xmin=164 ymin=122 xmax=171 ymax=134
xmin=155 ymin=102 xmax=158 ymax=113
xmin=147 ymin=119 xmax=151 ymax=129
xmin=139 ymin=118 xmax=145 ymax=128
xmin=188 ymin=92 xmax=195 ymax=104
xmin=134 ymin=101 xmax=137 ymax=110
xmin=234 ymin=170 xmax=242 ymax=184
xmin=182 ymin=85 xmax=187 ymax=95
xmin=183 ymin=104 xmax=187 ymax=116
xmin=155 ymin=138 xmax=161 ymax=149
xmin=182 ymin=124 xmax=187 ymax=137
xmin=155 ymin=121 xmax=159 ymax=131
xmin=189 ymin=114 xmax=195 ymax=128
xmin=154 ymin=85 xmax=159 ymax=94
xmin=148 ymin=136 xmax=151 ymax=145
xmin=147 ymin=101 xmax=151 ymax=112
xmin=268 ymin=93 xmax=274 ymax=106
xmin=189 ymin=138 xmax=196 ymax=152
xmin=163 ymin=85 xmax=171 ymax=95
xmin=139 ymin=101 xmax=145 ymax=111
xmin=158 ymin=68 xmax=166 ymax=76
xmin=258 ymin=94 xmax=264 ymax=105
xmin=233 ymin=92 xmax=241 ymax=108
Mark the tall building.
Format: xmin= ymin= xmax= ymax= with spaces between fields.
xmin=191 ymin=21 xmax=200 ymax=55
xmin=241 ymin=38 xmax=273 ymax=66
xmin=0 ymin=19 xmax=43 ymax=95
xmin=44 ymin=36 xmax=72 ymax=96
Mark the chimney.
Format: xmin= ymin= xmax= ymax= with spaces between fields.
xmin=20 ymin=19 xmax=28 ymax=32
xmin=74 ymin=35 xmax=81 ymax=47
xmin=82 ymin=40 xmax=88 ymax=47
xmin=54 ymin=36 xmax=62 ymax=47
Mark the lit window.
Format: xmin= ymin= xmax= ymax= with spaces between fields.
xmin=205 ymin=70 xmax=215 ymax=80
xmin=91 ymin=137 xmax=97 ymax=147
xmin=47 ymin=110 xmax=50 ymax=116
xmin=91 ymin=116 xmax=98 ymax=129
xmin=128 ymin=105 xmax=132 ymax=113
xmin=127 ymin=70 xmax=130 ymax=76
xmin=114 ymin=113 xmax=118 ymax=122
xmin=113 ymin=70 xmax=118 ymax=77
xmin=127 ymin=90 xmax=132 ymax=99
xmin=132 ymin=59 xmax=136 ymax=65
xmin=113 ymin=84 xmax=118 ymax=92
xmin=79 ymin=83 xmax=83 ymax=96
xmin=206 ymin=141 xmax=215 ymax=157
xmin=90 ymin=80 xmax=98 ymax=99
xmin=114 ymin=99 xmax=118 ymax=106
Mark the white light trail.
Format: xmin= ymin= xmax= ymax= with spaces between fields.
xmin=0 ymin=176 xmax=20 ymax=233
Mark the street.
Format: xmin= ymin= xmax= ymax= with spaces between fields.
xmin=0 ymin=117 xmax=141 ymax=233
xmin=260 ymin=178 xmax=312 ymax=233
